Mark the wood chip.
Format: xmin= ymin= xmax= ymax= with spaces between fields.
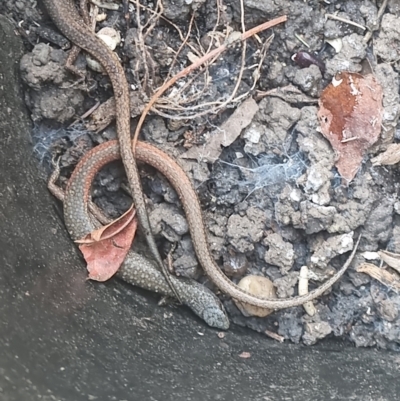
xmin=264 ymin=330 xmax=285 ymax=343
xmin=298 ymin=266 xmax=317 ymax=316
xmin=356 ymin=263 xmax=400 ymax=290
xmin=378 ymin=250 xmax=400 ymax=274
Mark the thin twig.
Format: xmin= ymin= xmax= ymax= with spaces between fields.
xmin=68 ymin=101 xmax=100 ymax=127
xmin=164 ymin=12 xmax=195 ymax=83
xmin=134 ymin=0 xmax=150 ymax=92
xmin=214 ymin=0 xmax=247 ymax=112
xmin=142 ymin=0 xmax=163 ymax=38
xmin=133 ymin=1 xmax=202 ymax=57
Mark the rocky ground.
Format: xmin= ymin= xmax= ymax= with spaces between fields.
xmin=2 ymin=0 xmax=400 ymax=349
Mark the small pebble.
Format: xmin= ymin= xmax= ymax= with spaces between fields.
xmin=234 ymin=275 xmax=276 ymax=317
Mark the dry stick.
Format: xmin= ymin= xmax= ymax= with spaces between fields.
xmin=215 ymin=0 xmax=247 ymax=112
xmin=132 ymin=15 xmax=288 ymax=149
xmin=164 ymin=13 xmax=195 ymax=83
xmin=201 ymin=0 xmax=223 ymax=56
xmin=171 ymin=68 xmax=209 ymax=105
xmin=150 ymin=32 xmax=271 ymax=120
xmin=224 ymin=34 xmax=273 ymax=106
xmin=68 ymin=101 xmax=100 ymax=127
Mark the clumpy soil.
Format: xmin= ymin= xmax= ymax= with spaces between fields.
xmin=3 ymin=0 xmax=400 ymax=349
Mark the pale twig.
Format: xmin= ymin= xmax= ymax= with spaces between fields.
xmin=164 ymin=13 xmax=195 ymax=83
xmin=364 ymin=0 xmax=389 ymax=43
xmin=143 ymin=36 xmax=272 ymax=120
xmin=133 ymin=1 xmax=202 ymax=57
xmin=294 ymin=33 xmax=310 ymax=48
xmin=68 ymin=101 xmax=100 ymax=128
xmin=326 ymin=13 xmax=366 ymax=31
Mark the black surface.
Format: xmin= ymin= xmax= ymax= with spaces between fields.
xmin=1 ymin=15 xmax=400 ymax=401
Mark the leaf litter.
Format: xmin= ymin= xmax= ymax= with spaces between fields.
xmin=318 ymin=72 xmax=383 ymax=182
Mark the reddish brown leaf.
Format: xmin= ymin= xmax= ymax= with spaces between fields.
xmin=77 ymin=206 xmax=137 ymax=282
xmin=76 ymin=204 xmax=135 ymax=244
xmin=318 ymin=72 xmax=383 ymax=182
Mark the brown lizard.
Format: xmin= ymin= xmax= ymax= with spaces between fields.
xmin=60 ymin=139 xmax=361 ymax=310
xmin=41 ymin=0 xmax=182 ymax=301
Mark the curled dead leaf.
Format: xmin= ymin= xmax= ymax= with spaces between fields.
xmin=76 ymin=205 xmax=136 ymax=244
xmin=78 ymin=206 xmax=137 ymax=282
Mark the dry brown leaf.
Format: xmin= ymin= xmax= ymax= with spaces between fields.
xmin=378 ymin=250 xmax=400 ymax=274
xmin=371 ymin=143 xmax=400 ymax=166
xmin=76 ymin=205 xmax=136 ymax=244
xmin=318 ymin=72 xmax=383 ymax=182
xmin=77 ymin=206 xmax=137 ymax=282
xmin=181 ymin=97 xmax=259 ymax=163
xmin=356 ymin=263 xmax=400 ymax=290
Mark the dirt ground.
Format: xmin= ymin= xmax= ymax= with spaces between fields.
xmin=2 ymin=0 xmax=400 ymax=349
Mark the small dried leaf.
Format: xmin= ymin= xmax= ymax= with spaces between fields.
xmin=318 ymin=72 xmax=383 ymax=182
xmin=76 ymin=205 xmax=135 ymax=244
xmin=356 ymin=263 xmax=400 ymax=290
xmin=78 ymin=206 xmax=137 ymax=282
xmin=371 ymin=144 xmax=400 ymax=166
xmin=378 ymin=250 xmax=400 ymax=274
